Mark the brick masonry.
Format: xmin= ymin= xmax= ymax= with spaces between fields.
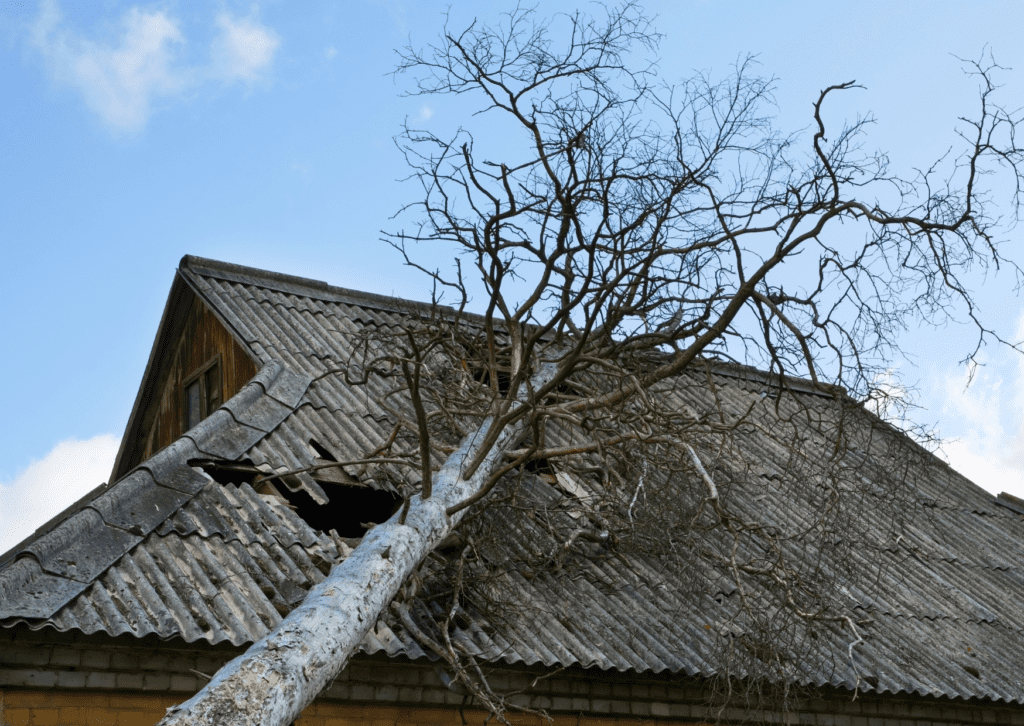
xmin=2 ymin=626 xmax=1022 ymax=726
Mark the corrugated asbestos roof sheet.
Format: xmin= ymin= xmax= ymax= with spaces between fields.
xmin=3 ymin=255 xmax=1024 ymax=704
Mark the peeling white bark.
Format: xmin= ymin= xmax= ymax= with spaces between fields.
xmin=159 ymin=363 xmax=559 ymax=726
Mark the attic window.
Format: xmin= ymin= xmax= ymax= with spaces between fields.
xmin=184 ymin=358 xmax=222 ymax=430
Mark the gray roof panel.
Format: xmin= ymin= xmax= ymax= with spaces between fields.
xmin=138 ymin=439 xmax=211 ymax=495
xmin=0 ymin=558 xmax=84 ymax=619
xmin=263 ymin=365 xmax=313 ymax=408
xmin=5 ymin=255 xmax=1024 ymax=705
xmin=87 ymin=469 xmax=192 ymax=536
xmin=228 ymin=392 xmax=293 ymax=433
xmin=22 ymin=508 xmax=141 ymax=583
xmin=184 ymin=410 xmax=266 ymax=461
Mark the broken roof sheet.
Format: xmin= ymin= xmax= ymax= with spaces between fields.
xmin=3 ymin=255 xmax=1024 ymax=704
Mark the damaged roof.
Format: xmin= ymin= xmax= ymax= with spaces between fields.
xmin=3 ymin=255 xmax=1024 ymax=704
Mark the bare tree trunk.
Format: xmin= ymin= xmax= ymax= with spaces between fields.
xmin=158 ymin=363 xmax=557 ymax=726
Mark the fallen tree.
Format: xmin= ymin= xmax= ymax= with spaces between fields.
xmin=159 ymin=4 xmax=1024 ymax=724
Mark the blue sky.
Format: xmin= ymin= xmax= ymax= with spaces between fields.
xmin=2 ymin=0 xmax=1024 ymax=552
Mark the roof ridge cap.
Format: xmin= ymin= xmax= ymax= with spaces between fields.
xmin=181 ymin=254 xmax=332 ymax=292
xmin=177 ymin=256 xmax=848 ymax=402
xmin=179 ymin=254 xmax=439 ymax=315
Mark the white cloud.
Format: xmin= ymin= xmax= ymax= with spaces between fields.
xmin=324 ymin=45 xmax=337 ymax=60
xmin=0 ymin=434 xmax=120 ymax=556
xmin=30 ymin=3 xmax=281 ymax=134
xmin=933 ymin=318 xmax=1024 ymax=498
xmin=418 ymin=104 xmax=433 ymax=121
xmin=210 ymin=12 xmax=280 ymax=83
xmin=31 ymin=0 xmax=187 ymax=133
xmin=943 ymin=438 xmax=1024 ymax=499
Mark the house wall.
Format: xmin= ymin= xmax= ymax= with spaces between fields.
xmin=5 ymin=684 xmax=1023 ymax=726
xmin=0 ymin=692 xmax=697 ymax=726
xmin=140 ymin=293 xmax=258 ymax=461
xmin=2 ymin=627 xmax=1022 ymax=726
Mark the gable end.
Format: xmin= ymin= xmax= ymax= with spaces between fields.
xmin=111 ymin=271 xmax=259 ymax=481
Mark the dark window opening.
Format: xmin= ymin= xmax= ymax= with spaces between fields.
xmin=206 ymin=364 xmax=222 ymax=408
xmin=185 ymin=379 xmax=202 ymax=430
xmin=183 ymin=358 xmax=222 ymax=431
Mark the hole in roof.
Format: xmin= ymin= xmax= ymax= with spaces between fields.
xmin=271 ymin=483 xmax=403 ymax=538
xmin=308 ymin=439 xmax=337 ymax=461
xmin=307 ymin=439 xmax=363 ymax=486
xmin=472 ymin=366 xmax=512 ymax=396
xmin=470 ymin=364 xmax=583 ymax=404
xmin=189 ymin=458 xmax=261 ymax=486
xmin=545 ymin=380 xmax=582 ymax=404
xmin=190 ymin=457 xmax=403 ymax=539
xmin=960 ymin=662 xmax=981 ymax=679
xmin=524 ymin=457 xmax=557 ymax=485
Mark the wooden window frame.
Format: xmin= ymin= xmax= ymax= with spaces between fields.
xmin=182 ymin=355 xmax=223 ymax=432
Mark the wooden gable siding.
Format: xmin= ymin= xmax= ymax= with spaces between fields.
xmin=140 ymin=293 xmax=258 ymax=461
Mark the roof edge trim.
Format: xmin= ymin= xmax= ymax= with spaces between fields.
xmin=180 ymin=255 xmax=438 ymax=317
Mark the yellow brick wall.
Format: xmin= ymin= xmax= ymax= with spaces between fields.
xmin=0 ymin=690 xmax=181 ymax=726
xmin=0 ymin=690 xmax=694 ymax=726
xmin=298 ymin=704 xmax=628 ymax=726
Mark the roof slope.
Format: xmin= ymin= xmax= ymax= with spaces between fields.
xmin=3 ymin=255 xmax=1024 ymax=704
